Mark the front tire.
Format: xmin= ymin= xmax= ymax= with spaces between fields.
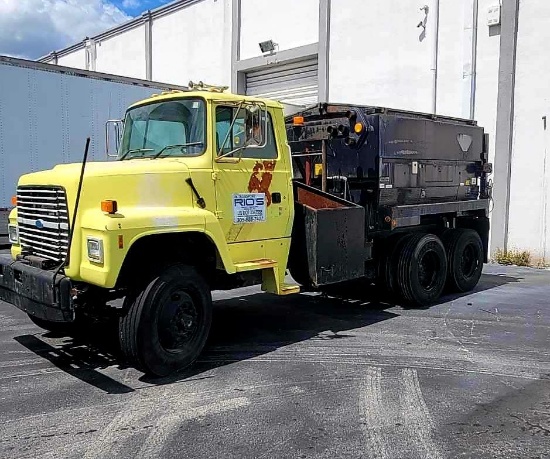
xmin=119 ymin=264 xmax=212 ymax=377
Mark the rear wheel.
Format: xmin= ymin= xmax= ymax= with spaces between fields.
xmin=442 ymin=229 xmax=484 ymax=292
xmin=379 ymin=234 xmax=414 ymax=298
xmin=396 ymin=233 xmax=447 ymax=307
xmin=119 ymin=264 xmax=212 ymax=377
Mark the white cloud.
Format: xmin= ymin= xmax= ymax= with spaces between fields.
xmin=0 ymin=0 xmax=131 ymax=59
xmin=122 ymin=0 xmax=140 ymax=9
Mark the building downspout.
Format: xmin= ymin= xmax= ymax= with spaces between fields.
xmin=542 ymin=116 xmax=549 ymax=262
xmin=143 ymin=10 xmax=153 ymax=81
xmin=462 ymin=0 xmax=478 ymax=119
xmin=469 ymin=0 xmax=478 ymax=119
xmin=431 ymin=0 xmax=440 ymax=114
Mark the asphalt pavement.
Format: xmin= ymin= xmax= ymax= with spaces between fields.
xmin=1 ymin=257 xmax=549 ymax=458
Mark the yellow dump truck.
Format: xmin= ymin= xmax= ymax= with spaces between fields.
xmin=1 ymin=84 xmax=491 ymax=376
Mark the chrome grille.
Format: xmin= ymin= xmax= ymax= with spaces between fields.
xmin=16 ymin=186 xmax=70 ymax=262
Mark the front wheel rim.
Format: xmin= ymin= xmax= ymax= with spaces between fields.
xmin=157 ymin=288 xmax=201 ymax=354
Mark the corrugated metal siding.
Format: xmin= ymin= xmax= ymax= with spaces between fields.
xmin=0 ymin=58 xmax=184 ymax=210
xmin=245 ymin=58 xmax=318 ymax=106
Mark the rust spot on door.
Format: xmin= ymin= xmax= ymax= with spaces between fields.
xmin=248 ymin=160 xmax=276 ymax=206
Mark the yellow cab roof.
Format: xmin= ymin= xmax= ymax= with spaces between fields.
xmin=127 ymin=89 xmax=283 ymax=111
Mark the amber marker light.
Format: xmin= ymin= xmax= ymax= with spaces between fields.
xmin=101 ymin=200 xmax=118 ymax=214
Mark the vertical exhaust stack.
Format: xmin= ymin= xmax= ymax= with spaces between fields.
xmin=53 ymin=137 xmax=90 ymax=280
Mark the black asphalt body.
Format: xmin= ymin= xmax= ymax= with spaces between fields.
xmin=0 ymin=250 xmax=549 ymax=458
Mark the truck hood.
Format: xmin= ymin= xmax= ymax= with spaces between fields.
xmin=18 ymin=158 xmax=194 ymax=211
xmin=20 ymin=158 xmax=192 ymax=184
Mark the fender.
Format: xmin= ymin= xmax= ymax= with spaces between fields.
xmin=73 ymin=207 xmax=235 ymax=287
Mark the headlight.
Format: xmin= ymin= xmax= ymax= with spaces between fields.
xmin=8 ymin=224 xmax=18 ymax=244
xmin=87 ymin=237 xmax=104 ymax=263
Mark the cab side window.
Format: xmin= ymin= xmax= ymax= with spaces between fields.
xmin=215 ymin=106 xmax=278 ymax=159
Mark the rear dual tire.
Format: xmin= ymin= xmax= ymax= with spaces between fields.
xmin=381 ymin=229 xmax=484 ymax=306
xmin=442 ymin=228 xmax=484 ymax=293
xmin=395 ymin=233 xmax=448 ymax=307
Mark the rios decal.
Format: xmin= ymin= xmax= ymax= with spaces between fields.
xmin=232 ymin=193 xmax=266 ymax=223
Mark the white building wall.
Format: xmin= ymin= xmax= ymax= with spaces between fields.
xmin=95 ymin=26 xmax=146 ymax=79
xmin=56 ymin=49 xmax=86 ymax=69
xmin=329 ymin=0 xmax=439 ymax=112
xmin=506 ymin=0 xmax=550 ymax=262
xmin=239 ymin=0 xmax=319 ymax=60
xmin=32 ymin=0 xmax=550 ymax=262
xmin=151 ymin=0 xmax=231 ymax=86
xmin=436 ymin=0 xmax=467 ymax=118
xmin=0 ymin=59 xmax=172 ymax=208
xmin=328 ymin=0 xmax=500 ymax=136
xmin=474 ymin=0 xmax=501 ymax=175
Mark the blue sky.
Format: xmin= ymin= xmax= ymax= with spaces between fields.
xmin=0 ymin=0 xmax=173 ymax=60
xmin=110 ymin=0 xmax=171 ymax=17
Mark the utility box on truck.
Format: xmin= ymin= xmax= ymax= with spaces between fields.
xmin=287 ymin=103 xmax=491 ymax=290
xmin=0 ymin=55 xmax=186 ymax=237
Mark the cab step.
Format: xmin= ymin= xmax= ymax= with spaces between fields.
xmin=234 ymin=258 xmax=278 ymax=272
xmin=280 ymin=283 xmax=300 ymax=295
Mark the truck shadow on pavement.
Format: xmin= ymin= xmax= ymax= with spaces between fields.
xmin=13 ymin=321 xmax=134 ymax=395
xmin=12 ymin=271 xmax=520 ymax=390
xmin=141 ymin=271 xmax=521 ymax=385
xmin=321 ymin=271 xmax=521 ymax=309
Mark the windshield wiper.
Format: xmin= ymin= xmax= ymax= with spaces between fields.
xmin=152 ymin=142 xmax=204 ymax=159
xmin=119 ymin=148 xmax=154 ymax=160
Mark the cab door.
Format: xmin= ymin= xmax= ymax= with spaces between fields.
xmin=212 ymin=104 xmax=292 ymax=244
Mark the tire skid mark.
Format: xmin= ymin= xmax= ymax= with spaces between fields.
xmin=400 ymin=368 xmax=442 ymax=459
xmin=136 ymin=396 xmax=250 ymax=458
xmin=82 ymin=390 xmax=162 ymax=459
xmin=0 ymin=358 xmax=48 ymax=368
xmin=0 ymin=368 xmax=63 ymax=380
xmin=0 ymin=374 xmax=358 ymax=428
xmin=359 ymin=366 xmax=389 ymax=459
xmin=197 ymin=356 xmax=544 ymax=381
xmin=2 ymin=382 xmax=334 ymax=459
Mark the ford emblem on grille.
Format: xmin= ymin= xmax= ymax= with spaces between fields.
xmin=35 ymin=219 xmax=44 ymax=229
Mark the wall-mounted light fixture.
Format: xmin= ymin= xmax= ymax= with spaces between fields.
xmin=259 ymin=40 xmax=278 ymax=55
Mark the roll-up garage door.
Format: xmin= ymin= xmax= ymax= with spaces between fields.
xmin=245 ymin=57 xmax=318 ymax=106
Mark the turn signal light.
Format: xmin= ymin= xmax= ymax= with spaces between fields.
xmin=11 ymin=196 xmax=17 ymax=206
xmin=101 ymin=200 xmax=118 ymax=214
xmin=354 ymin=122 xmax=364 ymax=134
xmin=293 ymin=116 xmax=305 ymax=126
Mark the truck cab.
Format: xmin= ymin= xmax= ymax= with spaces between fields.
xmin=2 ymin=88 xmax=298 ymax=376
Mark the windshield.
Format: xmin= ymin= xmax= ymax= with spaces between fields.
xmin=119 ymin=98 xmax=206 ymax=160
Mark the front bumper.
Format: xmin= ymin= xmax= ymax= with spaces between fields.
xmin=0 ymin=255 xmax=73 ymax=322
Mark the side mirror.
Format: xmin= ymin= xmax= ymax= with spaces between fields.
xmin=244 ymin=104 xmax=267 ymax=148
xmin=105 ymin=120 xmax=123 ymax=158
